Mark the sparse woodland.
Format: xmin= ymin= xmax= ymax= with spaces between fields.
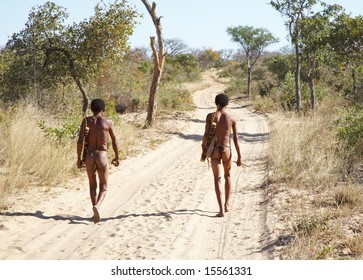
xmin=1 ymin=0 xmax=363 ymax=259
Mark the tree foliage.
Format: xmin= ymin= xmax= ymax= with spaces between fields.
xmin=270 ymin=0 xmax=324 ymax=112
xmin=195 ymin=49 xmax=221 ymax=70
xmin=227 ymin=25 xmax=279 ymax=98
xmin=329 ymin=13 xmax=363 ymax=97
xmin=299 ymin=4 xmax=343 ymax=108
xmin=5 ymin=0 xmax=139 ymax=113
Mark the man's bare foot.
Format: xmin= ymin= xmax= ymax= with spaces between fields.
xmin=224 ymin=203 xmax=229 ymax=213
xmin=92 ymin=206 xmax=100 ymax=224
xmin=215 ymin=212 xmax=224 ymax=218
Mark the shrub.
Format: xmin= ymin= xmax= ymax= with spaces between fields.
xmin=158 ymin=84 xmax=194 ymax=112
xmin=336 ymin=108 xmax=363 ymax=151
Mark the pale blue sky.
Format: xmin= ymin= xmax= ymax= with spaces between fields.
xmin=0 ymin=0 xmax=361 ymax=52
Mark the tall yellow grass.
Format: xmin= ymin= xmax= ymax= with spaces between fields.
xmin=267 ymin=95 xmax=363 ymax=259
xmin=0 ymin=105 xmax=75 ymax=209
xmin=268 ymin=96 xmax=346 ymax=189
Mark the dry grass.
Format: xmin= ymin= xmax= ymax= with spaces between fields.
xmin=342 ymin=235 xmax=363 ymax=257
xmin=267 ymin=95 xmax=363 ymax=259
xmin=332 ymin=185 xmax=363 ymax=208
xmin=0 ymin=105 xmax=76 ymax=209
xmin=269 ymin=97 xmax=346 ymax=189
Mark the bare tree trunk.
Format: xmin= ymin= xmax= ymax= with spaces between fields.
xmin=142 ymin=0 xmax=165 ymax=126
xmin=247 ymin=61 xmax=252 ymax=99
xmin=289 ymin=19 xmax=301 ymax=113
xmin=294 ymin=40 xmax=301 ymax=113
xmin=73 ymin=75 xmax=90 ymax=115
xmin=308 ymin=57 xmax=316 ymax=110
xmin=147 ymin=36 xmax=162 ymax=124
xmin=45 ymin=47 xmax=90 ymax=115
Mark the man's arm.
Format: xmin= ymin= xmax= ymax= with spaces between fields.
xmin=109 ymin=120 xmax=120 ymax=166
xmin=76 ymin=119 xmax=85 ymax=168
xmin=232 ymin=118 xmax=243 ymax=166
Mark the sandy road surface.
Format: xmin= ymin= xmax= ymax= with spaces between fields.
xmin=0 ymin=72 xmax=272 ymax=260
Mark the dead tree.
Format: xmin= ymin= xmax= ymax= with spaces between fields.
xmin=141 ymin=0 xmax=165 ymax=126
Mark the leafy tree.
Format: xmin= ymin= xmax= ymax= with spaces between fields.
xmin=270 ymin=0 xmax=319 ymax=112
xmin=6 ymin=1 xmax=138 ymax=114
xmin=227 ymin=25 xmax=279 ymax=98
xmin=267 ymin=53 xmax=295 ymax=83
xmin=197 ymin=49 xmax=221 ymax=70
xmin=299 ymin=4 xmax=343 ymax=109
xmin=329 ymin=13 xmax=363 ymax=98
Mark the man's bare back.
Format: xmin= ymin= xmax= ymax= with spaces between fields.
xmin=86 ymin=115 xmax=112 ymax=152
xmin=77 ymin=99 xmax=119 ymax=223
xmin=202 ymin=93 xmax=243 ymax=217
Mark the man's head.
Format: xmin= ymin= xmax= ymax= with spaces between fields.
xmin=215 ymin=93 xmax=229 ymax=108
xmin=91 ymin=98 xmax=106 ymax=114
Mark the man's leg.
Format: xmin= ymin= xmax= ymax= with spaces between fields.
xmin=222 ymin=148 xmax=232 ymax=213
xmin=92 ymin=151 xmax=108 ymax=223
xmin=95 ymin=152 xmax=108 ymax=208
xmin=86 ymin=153 xmax=97 ymax=207
xmin=211 ymin=158 xmax=223 ymax=217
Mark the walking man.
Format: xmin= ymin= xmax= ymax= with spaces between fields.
xmin=77 ymin=98 xmax=119 ymax=223
xmin=202 ymin=93 xmax=243 ymax=217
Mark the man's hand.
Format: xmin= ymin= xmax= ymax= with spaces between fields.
xmin=111 ymin=158 xmax=119 ymax=167
xmin=234 ymin=158 xmax=248 ymax=167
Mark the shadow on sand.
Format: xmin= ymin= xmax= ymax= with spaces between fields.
xmin=239 ymin=132 xmax=269 ymax=143
xmin=0 ymin=208 xmax=218 ymax=225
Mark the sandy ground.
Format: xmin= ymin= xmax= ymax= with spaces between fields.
xmin=0 ymin=71 xmax=274 ymax=260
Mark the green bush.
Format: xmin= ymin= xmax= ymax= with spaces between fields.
xmin=225 ymin=77 xmax=246 ymax=97
xmin=39 ymin=117 xmax=80 ymax=144
xmin=159 ymin=84 xmax=194 ymax=112
xmin=336 ymin=108 xmax=363 ymax=151
xmin=253 ymin=96 xmax=276 ymax=113
xmin=163 ymin=54 xmax=201 ymax=83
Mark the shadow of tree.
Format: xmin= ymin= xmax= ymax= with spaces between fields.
xmin=169 ymin=132 xmax=203 ymax=142
xmin=239 ymin=132 xmax=269 ymax=143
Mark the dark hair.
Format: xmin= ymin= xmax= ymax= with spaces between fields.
xmin=215 ymin=93 xmax=229 ymax=108
xmin=91 ymin=98 xmax=106 ymax=113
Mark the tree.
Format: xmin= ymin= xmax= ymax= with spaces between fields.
xmin=197 ymin=49 xmax=221 ymax=70
xmin=329 ymin=13 xmax=363 ymax=97
xmin=164 ymin=38 xmax=188 ymax=56
xmin=227 ymin=25 xmax=279 ymax=98
xmin=6 ymin=1 xmax=138 ymax=114
xmin=141 ymin=0 xmax=165 ymax=126
xmin=299 ymin=4 xmax=343 ymax=109
xmin=270 ymin=0 xmax=319 ymax=112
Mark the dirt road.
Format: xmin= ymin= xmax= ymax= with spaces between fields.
xmin=0 ymin=71 xmax=271 ymax=260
